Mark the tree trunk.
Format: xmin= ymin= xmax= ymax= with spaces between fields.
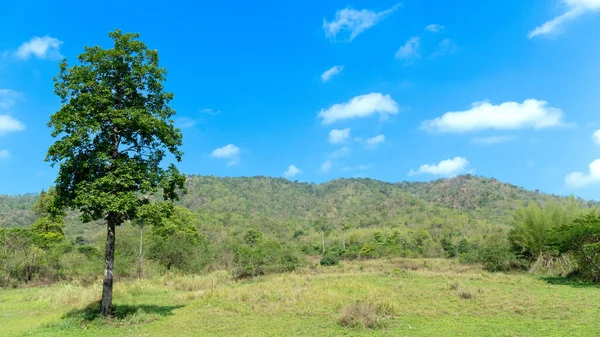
xmin=137 ymin=225 xmax=143 ymax=279
xmin=322 ymin=231 xmax=325 ymax=255
xmin=101 ymin=216 xmax=117 ymax=317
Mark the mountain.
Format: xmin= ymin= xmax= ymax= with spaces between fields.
xmin=1 ymin=174 xmax=593 ymax=234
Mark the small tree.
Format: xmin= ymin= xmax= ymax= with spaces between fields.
xmin=133 ymin=201 xmax=174 ymax=278
xmin=341 ymin=223 xmax=351 ymax=251
xmin=46 ymin=30 xmax=185 ymax=316
xmin=313 ymin=217 xmax=333 ymax=254
xmin=552 ymin=213 xmax=600 ymax=282
xmin=30 ymin=188 xmax=65 ymax=249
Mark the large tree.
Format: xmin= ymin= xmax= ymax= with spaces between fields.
xmin=46 ymin=30 xmax=185 ymax=317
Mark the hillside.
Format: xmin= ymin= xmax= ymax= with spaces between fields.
xmin=0 ymin=174 xmax=593 ymax=231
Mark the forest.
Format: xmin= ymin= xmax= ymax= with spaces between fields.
xmin=2 ymin=173 xmax=599 ymax=285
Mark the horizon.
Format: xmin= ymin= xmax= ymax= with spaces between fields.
xmin=2 ymin=1 xmax=600 ymax=199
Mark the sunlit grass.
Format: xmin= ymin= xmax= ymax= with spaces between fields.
xmin=1 ymin=258 xmax=599 ymax=336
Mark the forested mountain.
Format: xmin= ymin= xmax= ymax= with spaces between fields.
xmin=0 ymin=174 xmax=593 ymax=231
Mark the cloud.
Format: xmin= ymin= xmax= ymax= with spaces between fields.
xmin=593 ymin=129 xmax=600 ymax=145
xmin=323 ymin=4 xmax=401 ymax=42
xmin=0 ymin=89 xmax=22 ymax=110
xmin=471 ymin=135 xmax=516 ymax=145
xmin=283 ymin=164 xmax=302 ymax=178
xmin=175 ymin=117 xmax=196 ymax=129
xmin=200 ymin=108 xmax=221 ymax=115
xmin=529 ymin=0 xmax=600 ymax=38
xmin=211 ymin=144 xmax=240 ymax=166
xmin=565 ymin=158 xmax=600 ymax=188
xmin=342 ymin=164 xmax=372 ymax=172
xmin=328 ymin=128 xmax=351 ymax=144
xmin=425 ymin=24 xmax=445 ymax=32
xmin=330 ymin=146 xmax=351 ymax=158
xmin=318 ymin=93 xmax=399 ymax=125
xmin=365 ymin=134 xmax=385 ymax=148
xmin=395 ymin=37 xmax=420 ymax=63
xmin=409 ymin=157 xmax=470 ymax=177
xmin=321 ymin=160 xmax=332 ymax=173
xmin=422 ymin=99 xmax=565 ymax=133
xmin=0 ymin=149 xmax=9 ymax=160
xmin=321 ymin=65 xmax=344 ymax=83
xmin=0 ymin=115 xmax=26 ymax=135
xmin=15 ymin=36 xmax=63 ymax=60
xmin=433 ymin=38 xmax=456 ymax=57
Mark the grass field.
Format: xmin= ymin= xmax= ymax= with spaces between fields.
xmin=1 ymin=258 xmax=599 ymax=336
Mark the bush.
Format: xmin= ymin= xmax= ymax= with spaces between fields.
xmin=337 ymin=302 xmax=380 ymax=329
xmin=478 ymin=234 xmax=519 ymax=272
xmin=320 ymin=254 xmax=339 ymax=266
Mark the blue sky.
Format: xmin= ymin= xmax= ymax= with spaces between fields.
xmin=1 ymin=0 xmax=600 ymax=199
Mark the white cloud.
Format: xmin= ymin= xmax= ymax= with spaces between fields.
xmin=593 ymin=129 xmax=600 ymax=145
xmin=200 ymin=108 xmax=221 ymax=115
xmin=409 ymin=157 xmax=470 ymax=177
xmin=283 ymin=164 xmax=302 ymax=178
xmin=16 ymin=36 xmax=63 ymax=60
xmin=0 ymin=115 xmax=25 ymax=135
xmin=471 ymin=135 xmax=516 ymax=145
xmin=422 ymin=99 xmax=565 ymax=133
xmin=529 ymin=0 xmax=600 ymax=38
xmin=0 ymin=89 xmax=22 ymax=110
xmin=321 ymin=160 xmax=332 ymax=173
xmin=321 ymin=65 xmax=344 ymax=82
xmin=211 ymin=144 xmax=240 ymax=166
xmin=395 ymin=36 xmax=420 ymax=62
xmin=330 ymin=146 xmax=351 ymax=158
xmin=0 ymin=149 xmax=9 ymax=160
xmin=175 ymin=117 xmax=196 ymax=129
xmin=425 ymin=24 xmax=444 ymax=32
xmin=433 ymin=38 xmax=456 ymax=57
xmin=365 ymin=134 xmax=385 ymax=148
xmin=328 ymin=128 xmax=351 ymax=144
xmin=565 ymin=158 xmax=600 ymax=188
xmin=323 ymin=4 xmax=401 ymax=42
xmin=342 ymin=164 xmax=372 ymax=172
xmin=318 ymin=93 xmax=399 ymax=125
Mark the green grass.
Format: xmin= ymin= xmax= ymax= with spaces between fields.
xmin=1 ymin=258 xmax=599 ymax=336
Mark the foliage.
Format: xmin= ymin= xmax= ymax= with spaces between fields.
xmin=47 ymin=28 xmax=186 ymax=225
xmin=29 ymin=188 xmax=66 ymax=249
xmin=147 ymin=206 xmax=205 ymax=272
xmin=320 ymin=253 xmax=339 ymax=266
xmin=551 ymin=213 xmax=600 ymax=282
xmin=477 ymin=234 xmax=521 ymax=272
xmin=508 ymin=199 xmax=590 ymax=260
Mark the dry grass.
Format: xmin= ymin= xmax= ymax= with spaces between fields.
xmin=337 ymin=301 xmax=380 ymax=329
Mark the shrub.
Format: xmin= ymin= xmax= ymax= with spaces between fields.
xmin=458 ymin=289 xmax=474 ymax=299
xmin=320 ymin=254 xmax=339 ymax=266
xmin=479 ymin=234 xmax=519 ymax=272
xmin=337 ymin=302 xmax=380 ymax=329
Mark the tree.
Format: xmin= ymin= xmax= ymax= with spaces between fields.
xmin=148 ymin=206 xmax=203 ymax=272
xmin=46 ymin=30 xmax=186 ymax=317
xmin=341 ymin=223 xmax=351 ymax=250
xmin=30 ymin=188 xmax=65 ymax=249
xmin=313 ymin=217 xmax=333 ymax=254
xmin=133 ymin=201 xmax=174 ymax=278
xmin=552 ymin=213 xmax=600 ymax=281
xmin=509 ymin=200 xmax=590 ymax=260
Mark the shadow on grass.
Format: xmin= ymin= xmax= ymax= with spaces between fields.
xmin=541 ymin=276 xmax=600 ymax=289
xmin=63 ymin=301 xmax=184 ymax=323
